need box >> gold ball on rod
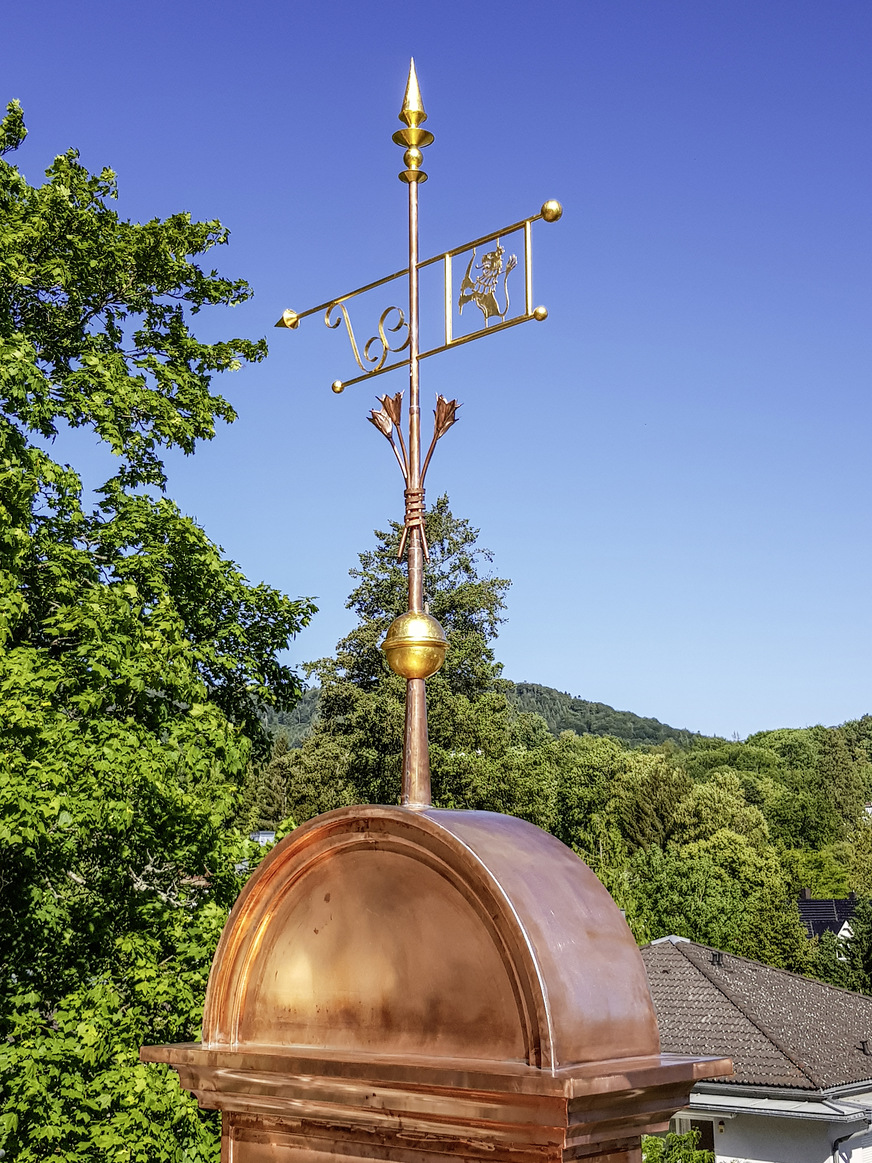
[532,305,548,321]
[331,380,344,394]
[541,200,563,223]
[381,612,448,680]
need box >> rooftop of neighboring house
[796,888,857,939]
[641,936,872,1092]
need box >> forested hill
[507,682,700,747]
[265,681,698,748]
[263,685,321,747]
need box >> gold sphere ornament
[331,380,344,394]
[532,305,548,321]
[381,611,447,680]
[541,200,563,223]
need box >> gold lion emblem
[458,242,518,326]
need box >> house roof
[797,895,857,940]
[641,936,872,1092]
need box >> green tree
[239,731,303,832]
[779,842,852,899]
[809,928,851,990]
[767,781,843,850]
[641,1129,713,1162]
[748,725,871,847]
[745,727,819,771]
[609,755,693,852]
[628,830,811,970]
[681,738,783,784]
[850,819,872,895]
[845,897,872,992]
[670,770,769,850]
[816,726,871,829]
[280,497,559,829]
[0,102,314,1160]
[842,715,872,768]
[551,731,623,856]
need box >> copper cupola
[141,60,731,1162]
[143,805,729,1161]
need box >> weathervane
[277,59,562,809]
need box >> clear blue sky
[5,1,871,739]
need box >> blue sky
[5,1,871,738]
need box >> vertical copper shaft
[407,179,422,615]
[401,177,431,808]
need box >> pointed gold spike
[398,57,427,128]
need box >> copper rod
[402,679,429,806]
[402,176,431,809]
[389,437,408,481]
[420,429,439,486]
[408,178,421,549]
[393,422,409,478]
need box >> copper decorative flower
[434,395,460,439]
[380,392,404,426]
[367,407,393,437]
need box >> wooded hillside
[265,680,701,749]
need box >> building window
[690,1120,715,1151]
[669,1117,715,1151]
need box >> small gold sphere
[403,147,424,169]
[532,305,548,321]
[381,611,447,680]
[541,200,563,223]
[331,380,344,394]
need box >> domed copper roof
[203,805,659,1070]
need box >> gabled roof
[797,895,857,940]
[641,937,872,1092]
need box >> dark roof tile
[797,897,857,939]
[641,938,872,1092]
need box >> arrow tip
[399,58,427,128]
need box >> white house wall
[836,1130,872,1162]
[707,1113,869,1163]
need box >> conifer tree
[280,497,558,829]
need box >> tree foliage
[844,897,872,993]
[642,1130,713,1162]
[0,101,314,1160]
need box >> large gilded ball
[381,611,448,680]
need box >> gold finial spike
[394,58,433,182]
[399,57,427,128]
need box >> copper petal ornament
[380,391,404,425]
[367,406,393,437]
[434,394,460,439]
